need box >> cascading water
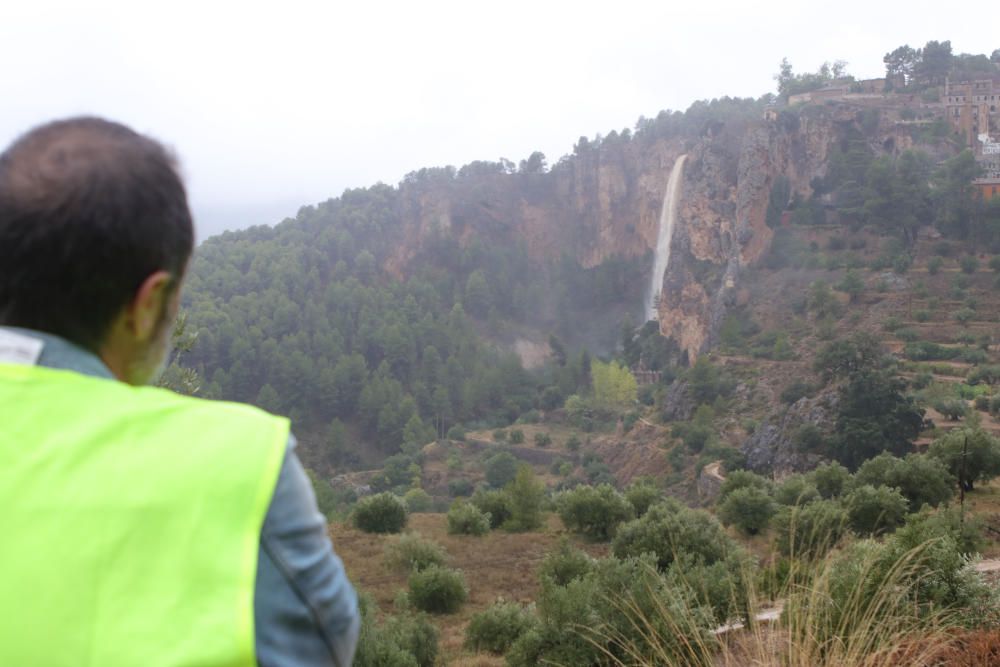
[644,154,687,322]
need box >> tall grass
[575,527,993,666]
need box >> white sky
[1,0,995,238]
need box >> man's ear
[127,271,174,342]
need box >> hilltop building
[944,78,1000,147]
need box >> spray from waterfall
[645,154,687,322]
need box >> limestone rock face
[741,391,838,475]
[381,104,877,361]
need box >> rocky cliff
[380,102,908,361]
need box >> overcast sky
[2,0,995,239]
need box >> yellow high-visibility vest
[0,363,288,666]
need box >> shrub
[556,483,634,541]
[990,255,1000,273]
[565,434,581,451]
[854,453,954,511]
[968,365,1000,385]
[718,469,772,499]
[446,501,491,536]
[353,493,408,534]
[624,481,661,517]
[781,380,816,404]
[810,461,851,499]
[928,256,944,275]
[408,565,468,613]
[927,427,1000,491]
[519,410,541,424]
[492,429,507,442]
[845,484,908,536]
[612,500,736,570]
[914,309,931,322]
[539,539,593,585]
[773,474,820,506]
[470,488,512,529]
[672,421,713,452]
[504,465,546,532]
[954,308,976,324]
[960,255,980,274]
[717,486,776,535]
[792,424,825,452]
[533,432,552,447]
[384,533,447,573]
[446,425,466,441]
[774,499,848,558]
[484,451,518,488]
[508,428,525,444]
[355,595,439,667]
[934,398,969,421]
[465,600,537,654]
[403,488,433,513]
[447,479,473,497]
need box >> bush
[718,469,773,499]
[844,484,908,536]
[773,474,820,506]
[624,481,661,517]
[780,380,816,404]
[447,501,491,535]
[470,488,512,529]
[465,600,537,655]
[954,307,976,324]
[934,398,969,421]
[408,565,468,613]
[446,425,466,441]
[484,451,518,488]
[447,478,473,497]
[384,533,447,572]
[355,595,439,667]
[492,429,507,442]
[556,484,634,541]
[810,461,851,499]
[565,434,581,451]
[539,539,593,585]
[533,432,552,447]
[403,488,433,513]
[968,365,1000,386]
[990,255,1000,273]
[717,486,776,535]
[508,428,525,444]
[853,453,953,511]
[928,256,944,275]
[353,493,408,534]
[774,499,848,558]
[672,421,713,452]
[960,255,980,274]
[612,500,736,570]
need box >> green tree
[927,427,1000,491]
[832,370,925,469]
[556,484,634,541]
[484,452,518,488]
[718,487,777,535]
[505,465,545,531]
[854,453,954,511]
[845,484,908,536]
[590,360,637,412]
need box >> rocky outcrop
[741,390,838,475]
[382,102,895,363]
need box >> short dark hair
[0,117,194,350]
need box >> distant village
[768,69,1000,200]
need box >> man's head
[0,117,194,385]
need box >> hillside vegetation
[175,39,1000,665]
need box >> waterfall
[645,154,687,322]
